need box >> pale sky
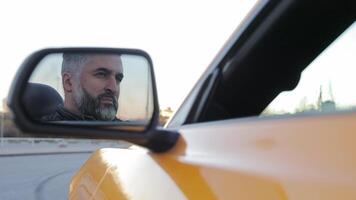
[3,1,353,116]
[266,23,356,114]
[0,0,257,112]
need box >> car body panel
[70,111,356,199]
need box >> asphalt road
[0,153,91,200]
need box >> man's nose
[105,76,118,93]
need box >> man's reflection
[43,53,124,121]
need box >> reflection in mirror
[24,53,153,127]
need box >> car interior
[23,82,63,120]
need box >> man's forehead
[84,54,123,72]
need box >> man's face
[73,54,123,120]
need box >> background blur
[0,0,257,138]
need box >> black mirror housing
[7,47,179,152]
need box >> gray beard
[74,86,118,120]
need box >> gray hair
[61,53,89,79]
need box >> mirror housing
[7,48,179,152]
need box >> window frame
[167,0,356,128]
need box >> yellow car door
[69,1,356,199]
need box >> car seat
[23,83,63,119]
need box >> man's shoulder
[41,106,81,121]
[41,106,123,121]
[41,109,65,121]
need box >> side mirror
[7,48,179,152]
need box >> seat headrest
[23,83,63,119]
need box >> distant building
[321,100,336,112]
[317,84,336,112]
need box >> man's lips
[100,96,114,104]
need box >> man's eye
[95,72,107,77]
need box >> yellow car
[8,0,356,199]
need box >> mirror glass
[23,52,154,128]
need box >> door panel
[69,148,188,200]
[70,112,356,199]
[159,112,356,199]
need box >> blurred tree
[159,107,174,126]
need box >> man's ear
[62,72,73,92]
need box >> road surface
[0,153,91,200]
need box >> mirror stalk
[144,128,180,153]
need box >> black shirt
[41,106,120,121]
